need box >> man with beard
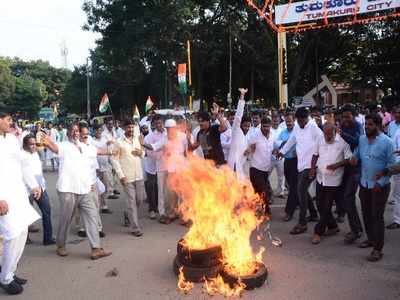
[337,104,364,244]
[0,108,41,295]
[227,88,252,180]
[278,112,298,221]
[111,120,146,236]
[41,123,112,260]
[351,113,395,261]
[246,117,277,215]
[278,107,320,235]
[188,104,227,167]
[310,124,352,244]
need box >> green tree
[12,75,44,118]
[0,58,15,104]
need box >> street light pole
[228,27,233,109]
[86,57,91,120]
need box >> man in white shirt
[279,107,321,234]
[111,120,146,236]
[115,120,125,140]
[0,109,41,295]
[142,118,188,224]
[46,122,59,171]
[101,118,119,200]
[227,88,251,180]
[309,124,352,244]
[41,123,112,260]
[21,134,55,246]
[142,116,168,223]
[92,125,115,213]
[143,129,158,220]
[246,117,276,215]
[270,113,285,198]
[75,124,105,238]
[386,129,400,230]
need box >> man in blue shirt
[338,104,364,244]
[278,112,298,221]
[387,106,400,138]
[352,113,395,262]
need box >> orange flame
[203,275,246,297]
[177,267,194,294]
[169,154,267,277]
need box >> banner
[275,0,400,25]
[178,64,187,95]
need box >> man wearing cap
[0,107,42,295]
[142,119,188,224]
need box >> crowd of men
[0,89,400,295]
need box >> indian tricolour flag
[133,105,140,120]
[99,93,110,113]
[178,64,187,95]
[145,96,154,113]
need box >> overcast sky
[0,0,100,69]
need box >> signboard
[275,0,400,25]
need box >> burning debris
[168,154,269,296]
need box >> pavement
[7,172,400,300]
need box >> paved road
[10,172,400,300]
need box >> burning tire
[177,239,222,268]
[220,262,268,290]
[173,256,223,283]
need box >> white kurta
[0,134,40,240]
[227,99,249,180]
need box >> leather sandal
[91,248,112,260]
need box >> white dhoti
[0,230,28,285]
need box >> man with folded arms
[111,120,146,237]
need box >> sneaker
[149,211,157,220]
[56,246,68,257]
[0,280,23,295]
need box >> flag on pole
[99,93,110,113]
[133,105,140,120]
[178,64,187,95]
[145,96,154,113]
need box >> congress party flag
[178,64,187,95]
[145,96,154,114]
[99,93,110,113]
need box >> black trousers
[314,183,338,235]
[297,169,318,226]
[359,185,391,251]
[284,157,299,216]
[250,167,271,214]
[145,173,158,212]
[339,169,363,234]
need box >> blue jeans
[30,190,53,243]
